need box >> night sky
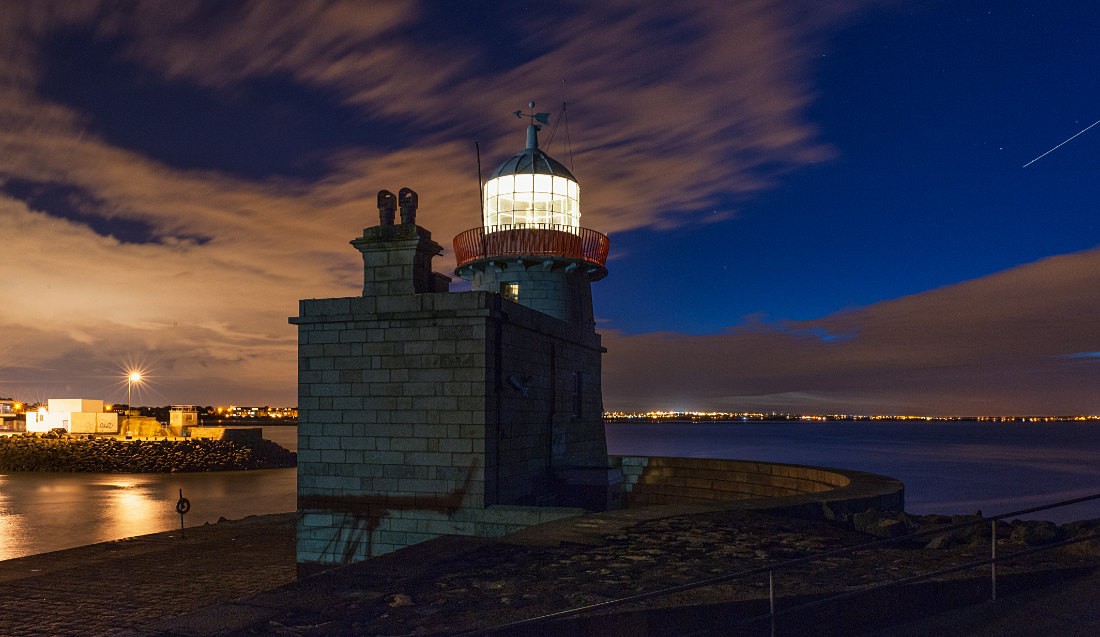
[2,1,1099,415]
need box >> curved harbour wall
[612,455,904,516]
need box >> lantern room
[482,125,580,231]
[454,106,609,328]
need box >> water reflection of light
[101,480,162,540]
[3,468,296,559]
[0,511,29,561]
[0,475,30,561]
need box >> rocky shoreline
[0,433,296,472]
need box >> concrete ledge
[612,455,904,517]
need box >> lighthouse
[453,104,609,327]
[292,106,618,571]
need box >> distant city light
[604,410,1100,423]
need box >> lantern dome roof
[488,125,577,182]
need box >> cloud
[3,0,850,231]
[602,246,1100,415]
[0,1,867,403]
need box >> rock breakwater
[0,434,296,472]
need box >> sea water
[0,426,298,561]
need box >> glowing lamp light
[125,369,145,438]
[483,173,580,229]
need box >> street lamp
[127,371,142,438]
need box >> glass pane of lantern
[513,174,533,194]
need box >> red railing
[453,224,610,269]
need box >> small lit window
[501,282,519,301]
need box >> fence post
[991,518,997,601]
[769,569,776,637]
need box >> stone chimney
[350,188,450,297]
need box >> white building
[26,398,118,434]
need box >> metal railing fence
[452,224,610,269]
[460,491,1100,636]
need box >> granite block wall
[612,456,904,515]
[291,221,610,569]
[461,259,596,327]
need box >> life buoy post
[176,488,190,538]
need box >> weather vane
[513,100,551,129]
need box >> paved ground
[2,510,1099,636]
[0,514,295,637]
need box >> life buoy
[175,497,191,515]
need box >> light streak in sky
[1023,118,1100,167]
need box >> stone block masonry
[291,217,611,571]
[613,456,904,516]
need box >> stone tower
[291,114,616,573]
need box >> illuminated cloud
[0,1,859,404]
[603,246,1100,416]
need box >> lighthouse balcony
[453,224,609,275]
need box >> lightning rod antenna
[475,141,484,215]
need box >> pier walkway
[0,514,294,636]
[1,511,1098,636]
